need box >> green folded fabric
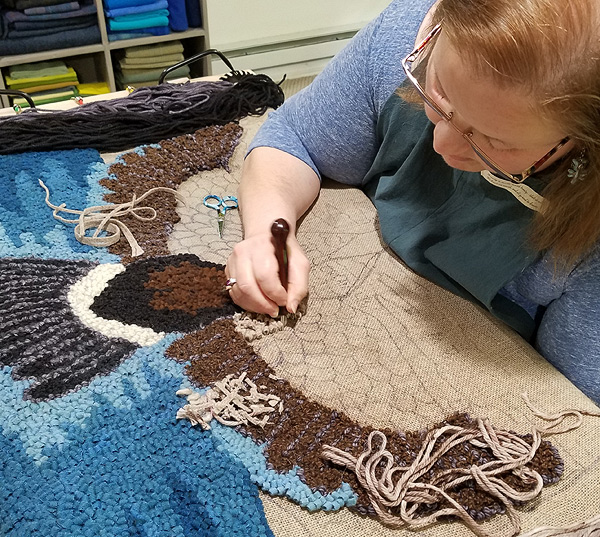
[13,85,78,107]
[119,53,184,67]
[6,68,78,89]
[119,55,184,70]
[118,64,189,84]
[125,41,183,58]
[9,60,70,79]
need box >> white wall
[205,0,391,78]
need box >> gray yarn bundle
[0,73,285,154]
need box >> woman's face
[424,32,572,175]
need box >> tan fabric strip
[481,170,547,213]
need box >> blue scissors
[203,194,238,238]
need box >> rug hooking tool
[203,194,238,238]
[271,218,290,290]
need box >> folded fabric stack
[0,0,101,55]
[104,0,167,40]
[5,60,80,108]
[114,40,190,89]
[104,0,199,41]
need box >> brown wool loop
[40,180,185,257]
[322,393,600,537]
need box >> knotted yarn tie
[322,393,600,537]
[39,180,185,257]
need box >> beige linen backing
[168,115,600,537]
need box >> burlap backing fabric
[168,115,600,536]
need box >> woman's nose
[432,118,472,157]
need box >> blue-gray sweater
[248,0,600,404]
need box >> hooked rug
[1,109,599,537]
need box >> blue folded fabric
[5,3,96,22]
[11,0,75,9]
[184,0,200,28]
[103,0,158,10]
[24,2,80,15]
[167,0,187,31]
[107,25,169,40]
[7,20,96,37]
[12,15,96,30]
[0,24,100,55]
[104,0,167,18]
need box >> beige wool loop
[39,179,184,257]
[322,393,600,537]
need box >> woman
[225,0,600,403]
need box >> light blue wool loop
[211,423,359,512]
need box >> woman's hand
[225,146,320,316]
[225,231,310,317]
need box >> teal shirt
[363,93,541,339]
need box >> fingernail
[270,309,280,318]
[289,301,298,314]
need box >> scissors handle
[220,195,238,211]
[203,194,222,211]
[203,194,238,212]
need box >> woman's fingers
[225,233,310,316]
[285,239,310,313]
[226,235,285,316]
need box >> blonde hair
[429,0,600,267]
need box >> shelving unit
[0,0,210,107]
[0,0,394,108]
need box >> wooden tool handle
[271,218,290,290]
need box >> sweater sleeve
[247,0,435,185]
[535,248,600,405]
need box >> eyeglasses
[401,23,570,183]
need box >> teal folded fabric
[111,8,168,21]
[108,10,169,31]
